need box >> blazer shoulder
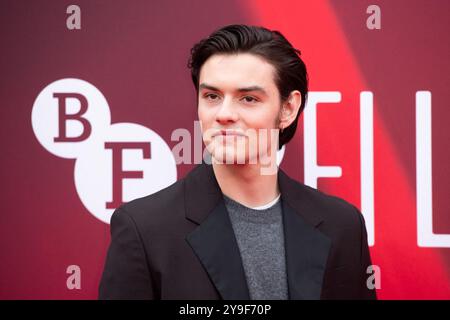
[110,163,213,229]
[288,178,362,229]
[116,177,186,226]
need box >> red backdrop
[1,0,449,299]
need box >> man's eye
[204,93,219,101]
[242,96,258,103]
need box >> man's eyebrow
[199,83,268,96]
[237,86,268,96]
[198,83,220,92]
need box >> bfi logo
[31,78,177,224]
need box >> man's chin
[210,151,257,166]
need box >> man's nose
[215,96,238,124]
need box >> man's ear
[279,90,302,130]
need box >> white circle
[74,123,177,224]
[31,78,111,159]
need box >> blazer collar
[184,162,325,227]
[185,163,331,300]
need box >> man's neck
[212,162,280,208]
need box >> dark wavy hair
[187,24,308,149]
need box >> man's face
[197,53,281,165]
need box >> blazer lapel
[278,169,331,299]
[184,163,250,299]
[186,200,250,299]
[281,200,331,299]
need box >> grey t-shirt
[223,194,289,300]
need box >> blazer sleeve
[355,207,377,300]
[98,206,155,299]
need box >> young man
[99,24,376,300]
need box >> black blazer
[99,163,376,300]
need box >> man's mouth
[213,129,246,137]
